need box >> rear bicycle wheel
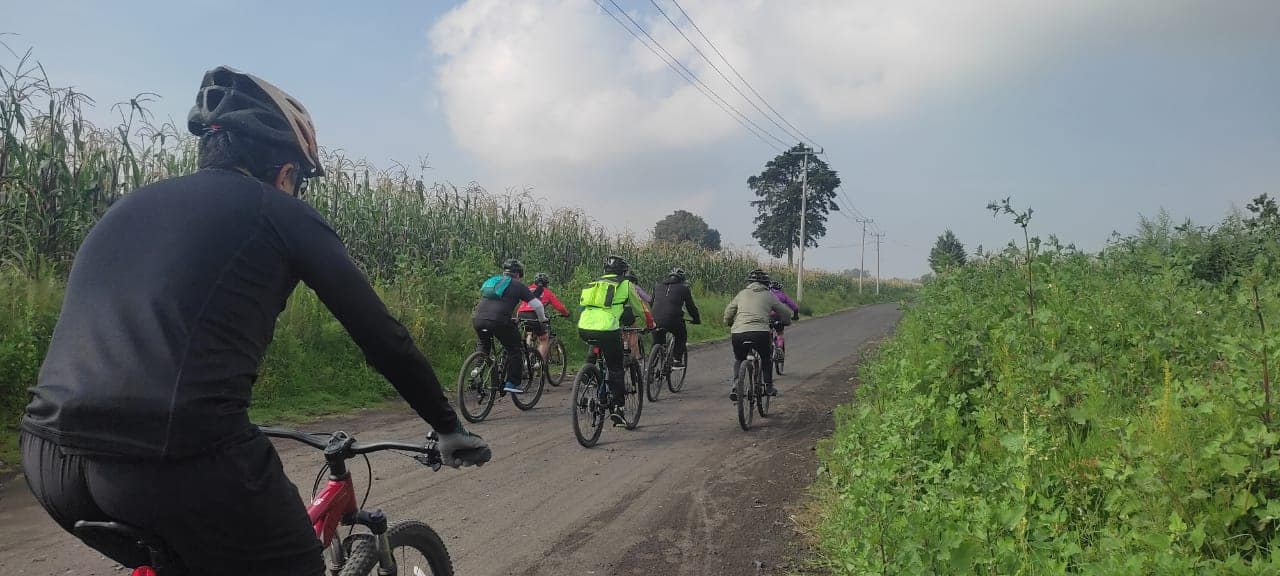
[339,520,453,576]
[670,350,687,393]
[644,345,665,402]
[625,358,644,429]
[457,352,496,423]
[774,342,785,375]
[572,365,605,447]
[547,337,568,386]
[736,361,753,431]
[510,350,546,411]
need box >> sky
[4,0,1278,279]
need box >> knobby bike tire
[510,350,546,411]
[457,352,496,423]
[670,350,688,393]
[339,520,453,576]
[645,344,665,402]
[625,358,644,430]
[548,337,568,386]
[736,361,753,431]
[572,365,605,447]
[774,343,785,376]
[757,362,771,418]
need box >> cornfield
[0,49,860,294]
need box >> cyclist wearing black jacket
[650,267,701,367]
[20,67,487,576]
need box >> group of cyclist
[16,66,803,575]
[469,252,802,423]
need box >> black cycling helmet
[533,272,550,287]
[187,66,323,178]
[769,280,782,291]
[669,267,686,281]
[747,269,770,284]
[604,255,629,274]
[502,258,524,275]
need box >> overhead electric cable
[649,0,808,146]
[667,0,821,148]
[593,0,789,151]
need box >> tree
[653,210,721,251]
[929,229,968,273]
[748,145,841,266]
[702,228,721,251]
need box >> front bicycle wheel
[340,520,452,576]
[510,350,546,411]
[736,361,753,431]
[547,337,568,386]
[625,358,644,430]
[644,345,665,402]
[670,350,688,393]
[457,352,496,423]
[572,365,605,447]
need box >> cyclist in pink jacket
[516,272,571,360]
[769,280,801,348]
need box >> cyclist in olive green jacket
[578,255,654,423]
[724,269,793,397]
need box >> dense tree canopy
[653,209,721,251]
[929,229,968,273]
[748,145,840,265]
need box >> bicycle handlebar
[259,426,440,457]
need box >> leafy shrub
[815,207,1280,574]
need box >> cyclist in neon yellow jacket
[578,255,654,424]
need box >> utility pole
[856,217,873,293]
[873,232,885,295]
[786,144,821,302]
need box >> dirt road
[0,303,899,575]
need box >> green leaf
[949,538,981,571]
[1220,453,1250,476]
[1000,432,1025,452]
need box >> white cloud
[427,0,1277,236]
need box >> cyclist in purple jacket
[769,280,801,347]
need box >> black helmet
[533,272,550,287]
[604,255,629,274]
[187,66,323,177]
[502,258,524,275]
[747,269,770,284]
[669,267,687,281]
[768,280,782,291]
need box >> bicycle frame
[310,475,357,548]
[93,428,451,576]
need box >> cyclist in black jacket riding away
[650,267,702,366]
[20,67,487,576]
[472,258,546,393]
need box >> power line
[667,0,820,148]
[649,0,807,147]
[594,0,789,151]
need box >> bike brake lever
[414,454,443,472]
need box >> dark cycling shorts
[21,431,325,576]
[516,311,546,336]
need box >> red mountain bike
[72,427,489,576]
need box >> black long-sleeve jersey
[23,169,460,458]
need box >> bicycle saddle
[73,521,180,572]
